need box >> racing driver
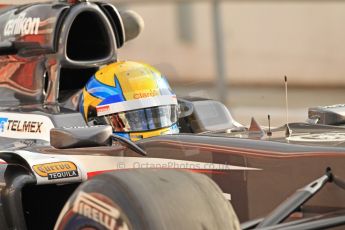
[79,61,179,141]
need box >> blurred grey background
[5,0,345,126]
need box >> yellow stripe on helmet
[129,127,172,141]
[95,63,117,87]
[82,88,102,119]
[116,63,161,100]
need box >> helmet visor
[103,105,178,132]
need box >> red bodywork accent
[87,168,225,179]
[87,169,117,178]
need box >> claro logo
[133,89,159,99]
[4,12,40,37]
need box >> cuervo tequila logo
[4,12,40,37]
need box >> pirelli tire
[54,169,240,230]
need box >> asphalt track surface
[173,85,345,127]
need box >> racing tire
[55,169,240,230]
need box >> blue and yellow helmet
[79,61,179,141]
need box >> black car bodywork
[0,1,344,230]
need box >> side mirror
[178,98,194,118]
[50,125,112,149]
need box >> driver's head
[80,61,179,141]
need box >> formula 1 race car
[1,1,345,230]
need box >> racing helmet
[80,61,179,141]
